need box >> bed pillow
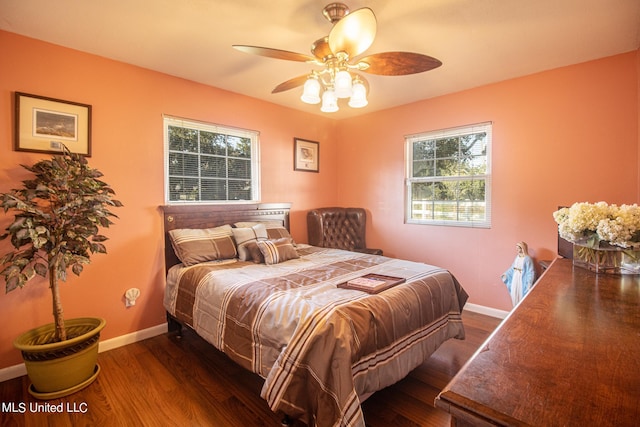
[231,224,268,261]
[169,224,237,266]
[266,226,294,243]
[234,221,295,245]
[234,220,282,229]
[256,238,299,265]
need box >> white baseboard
[0,364,27,383]
[98,323,167,353]
[464,302,509,319]
[0,323,168,383]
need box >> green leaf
[15,229,29,240]
[71,263,83,276]
[6,276,20,292]
[9,217,27,232]
[23,266,36,281]
[34,263,48,277]
[1,265,20,277]
[90,243,107,254]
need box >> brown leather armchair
[307,207,383,255]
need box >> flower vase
[573,243,640,275]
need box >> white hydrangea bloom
[553,202,640,248]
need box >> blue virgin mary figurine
[501,241,535,306]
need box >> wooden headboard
[160,202,291,271]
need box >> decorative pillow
[169,224,237,266]
[244,241,265,264]
[232,224,268,261]
[256,238,299,265]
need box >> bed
[161,203,468,427]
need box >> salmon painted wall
[337,52,639,311]
[0,31,339,368]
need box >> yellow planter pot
[13,317,106,399]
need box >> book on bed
[338,273,406,294]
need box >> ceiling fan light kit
[333,70,353,98]
[348,77,368,108]
[233,3,442,113]
[320,89,339,113]
[301,74,322,104]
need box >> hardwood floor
[0,311,501,427]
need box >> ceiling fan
[233,2,442,112]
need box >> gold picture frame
[15,92,92,156]
[294,138,319,172]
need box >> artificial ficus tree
[0,148,122,342]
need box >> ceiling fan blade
[328,8,377,58]
[272,75,309,93]
[233,45,316,63]
[356,52,442,76]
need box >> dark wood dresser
[435,258,640,426]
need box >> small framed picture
[14,92,92,156]
[294,138,319,172]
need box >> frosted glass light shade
[334,70,353,98]
[320,89,339,113]
[301,77,321,104]
[348,80,368,108]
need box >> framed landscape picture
[294,138,319,172]
[15,92,92,156]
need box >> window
[405,122,491,227]
[164,116,260,203]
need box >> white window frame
[405,122,492,228]
[164,116,260,204]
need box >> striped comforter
[164,245,468,427]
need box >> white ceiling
[1,0,639,119]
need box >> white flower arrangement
[553,202,640,249]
